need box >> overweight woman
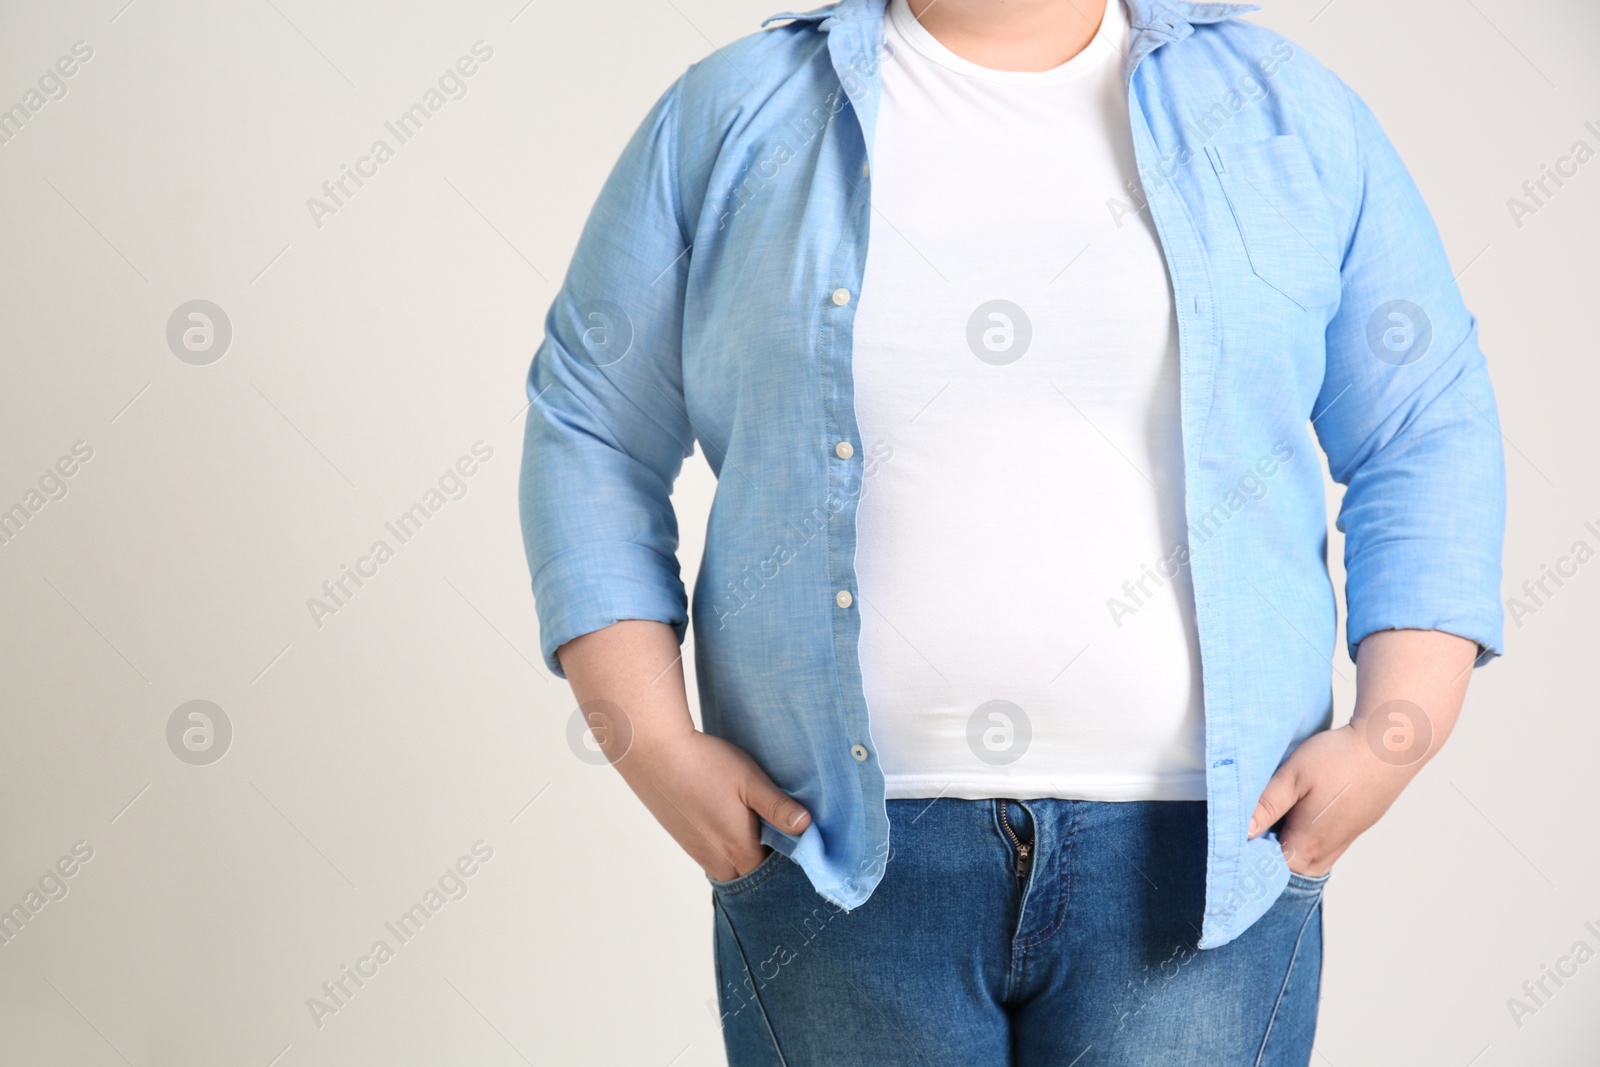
[518,0,1505,1062]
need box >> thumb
[742,771,812,834]
[1249,761,1305,839]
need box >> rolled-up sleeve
[518,77,696,677]
[1314,81,1507,665]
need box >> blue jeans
[711,799,1326,1066]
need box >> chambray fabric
[517,0,1506,948]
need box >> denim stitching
[1253,893,1323,1066]
[1017,800,1077,953]
[713,894,791,1066]
[708,849,787,896]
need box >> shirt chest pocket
[1205,136,1343,313]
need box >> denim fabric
[710,798,1326,1065]
[517,0,1506,947]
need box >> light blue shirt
[518,0,1505,948]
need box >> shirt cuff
[1344,540,1504,666]
[531,541,689,677]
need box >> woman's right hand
[557,620,810,883]
[616,726,811,883]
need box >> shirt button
[831,288,852,306]
[835,589,853,608]
[851,744,869,762]
[834,441,854,459]
[862,161,870,177]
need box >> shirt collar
[761,0,1260,164]
[762,0,1260,32]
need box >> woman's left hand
[1246,628,1480,877]
[1247,719,1420,876]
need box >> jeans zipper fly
[999,802,1032,880]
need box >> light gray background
[0,0,1595,1063]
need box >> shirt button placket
[828,272,869,827]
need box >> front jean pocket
[1285,868,1332,895]
[707,847,785,897]
[1205,135,1342,312]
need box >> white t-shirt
[852,0,1207,801]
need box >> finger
[1283,826,1353,877]
[1249,763,1305,839]
[639,772,749,877]
[742,773,812,834]
[1280,834,1324,875]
